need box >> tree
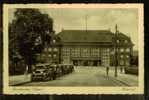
[9,9,53,72]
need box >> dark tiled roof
[116,32,130,40]
[57,30,114,43]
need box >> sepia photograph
[3,4,144,94]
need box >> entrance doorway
[73,60,78,66]
[93,61,98,66]
[83,61,88,66]
[93,60,101,66]
[98,60,101,66]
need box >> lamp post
[114,24,118,77]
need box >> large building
[57,29,134,66]
[38,28,134,67]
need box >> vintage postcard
[3,4,144,94]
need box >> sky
[9,8,138,50]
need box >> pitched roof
[57,30,114,43]
[116,32,130,40]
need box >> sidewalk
[103,67,138,86]
[9,74,31,86]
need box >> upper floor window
[48,48,52,52]
[107,48,110,52]
[71,48,80,57]
[82,48,90,57]
[53,48,58,52]
[110,50,115,55]
[117,40,120,43]
[126,48,130,52]
[53,54,57,58]
[125,40,128,43]
[48,54,51,57]
[120,55,124,58]
[44,48,47,52]
[53,39,56,43]
[126,55,129,58]
[120,48,124,52]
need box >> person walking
[120,66,123,73]
[24,65,29,80]
[106,66,109,76]
[24,65,28,75]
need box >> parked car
[69,64,74,73]
[124,66,138,75]
[31,63,53,81]
[60,64,74,75]
[49,64,61,79]
[31,63,75,81]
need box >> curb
[10,81,31,86]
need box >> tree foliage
[9,9,53,72]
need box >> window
[91,48,98,57]
[48,48,52,52]
[116,48,119,52]
[126,55,129,58]
[120,55,124,58]
[125,40,128,43]
[44,48,47,52]
[48,54,51,57]
[53,54,56,58]
[82,48,90,57]
[53,48,58,52]
[107,48,110,52]
[126,48,130,52]
[101,48,109,57]
[126,61,130,66]
[117,40,119,43]
[53,39,56,43]
[62,48,70,56]
[72,48,80,57]
[120,48,124,52]
[120,60,124,65]
[110,50,115,55]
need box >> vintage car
[31,63,54,81]
[69,64,74,73]
[124,66,138,75]
[60,64,74,75]
[49,64,60,79]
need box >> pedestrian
[106,66,109,76]
[120,66,123,73]
[24,65,28,75]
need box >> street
[10,66,138,86]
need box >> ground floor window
[72,60,102,66]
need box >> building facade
[36,32,61,64]
[57,29,134,66]
[37,29,134,67]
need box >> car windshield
[36,66,44,69]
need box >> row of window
[120,55,130,59]
[62,48,110,52]
[62,51,110,58]
[62,47,130,54]
[119,60,130,66]
[47,54,57,58]
[62,48,110,55]
[119,48,130,52]
[44,47,58,52]
[43,47,130,53]
[112,48,130,54]
[117,39,129,43]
